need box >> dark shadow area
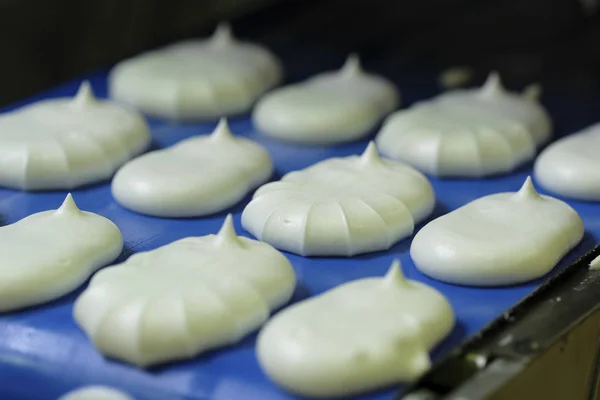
[144,139,162,153]
[288,281,311,305]
[430,320,468,362]
[116,234,163,262]
[3,0,600,106]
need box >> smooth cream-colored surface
[436,73,551,145]
[0,82,150,190]
[534,122,600,201]
[112,119,272,217]
[253,55,399,144]
[58,386,133,400]
[411,177,584,286]
[376,73,551,177]
[74,215,296,367]
[0,194,123,312]
[109,24,282,120]
[257,260,454,398]
[242,142,435,256]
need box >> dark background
[1,0,600,106]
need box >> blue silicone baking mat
[0,59,598,400]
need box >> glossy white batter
[257,260,455,398]
[0,194,123,312]
[253,55,399,144]
[411,177,584,286]
[534,122,600,201]
[0,82,150,190]
[58,386,133,400]
[109,24,282,120]
[74,215,296,367]
[590,255,600,270]
[436,73,551,145]
[242,142,435,256]
[376,73,551,177]
[112,119,272,217]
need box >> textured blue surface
[0,68,598,400]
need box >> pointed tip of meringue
[383,259,408,286]
[73,81,96,106]
[211,118,234,140]
[56,193,82,215]
[479,71,504,98]
[340,53,362,77]
[360,141,383,166]
[513,176,542,201]
[216,214,241,245]
[211,22,233,46]
[522,83,542,102]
